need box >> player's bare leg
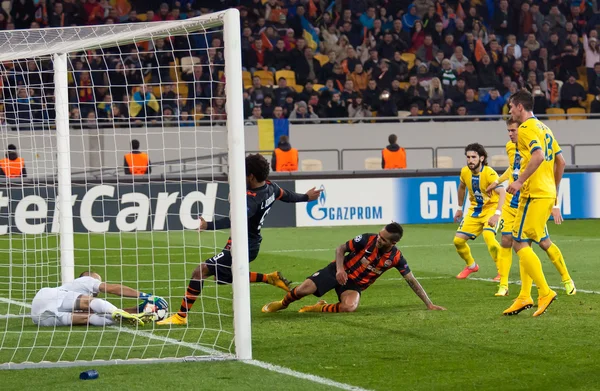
[250,271,292,291]
[299,290,360,313]
[158,263,212,325]
[262,279,316,312]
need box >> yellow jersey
[517,117,561,199]
[502,141,522,209]
[460,165,500,218]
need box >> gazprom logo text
[306,185,383,221]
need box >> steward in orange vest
[0,144,27,178]
[381,134,407,169]
[271,135,298,172]
[124,139,151,175]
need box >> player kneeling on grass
[262,223,446,313]
[31,271,167,327]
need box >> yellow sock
[545,243,571,282]
[454,236,475,267]
[483,230,501,270]
[517,246,551,297]
[497,246,512,287]
[518,259,533,300]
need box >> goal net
[0,9,251,369]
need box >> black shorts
[204,247,260,284]
[308,262,362,301]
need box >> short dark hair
[279,135,289,144]
[385,222,404,242]
[506,118,519,126]
[245,153,270,182]
[465,143,488,166]
[510,90,534,111]
[388,134,397,144]
[131,139,140,150]
[7,144,16,151]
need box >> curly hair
[246,153,270,182]
[465,143,488,166]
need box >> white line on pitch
[0,297,372,391]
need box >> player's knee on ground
[339,291,360,312]
[453,235,467,248]
[339,301,359,312]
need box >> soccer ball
[143,302,168,321]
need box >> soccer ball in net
[143,303,168,322]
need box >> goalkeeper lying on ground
[31,271,167,327]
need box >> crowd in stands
[2,0,600,128]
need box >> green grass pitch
[1,221,600,390]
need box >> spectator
[540,71,561,108]
[463,88,485,116]
[248,106,263,121]
[591,63,600,96]
[295,47,321,86]
[450,46,468,72]
[271,135,298,172]
[124,139,151,176]
[493,0,513,41]
[560,75,586,110]
[363,79,381,111]
[325,92,347,118]
[377,90,399,119]
[129,85,160,122]
[583,34,600,93]
[11,0,35,29]
[247,76,271,107]
[428,77,444,106]
[480,88,505,116]
[268,39,291,71]
[381,134,407,169]
[416,34,439,63]
[532,85,549,115]
[447,77,467,104]
[402,4,419,32]
[406,75,428,110]
[347,96,371,121]
[273,77,295,107]
[272,106,285,120]
[289,101,318,123]
[349,63,370,92]
[0,144,27,178]
[261,95,275,119]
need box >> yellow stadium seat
[364,157,381,170]
[138,13,148,21]
[301,159,323,171]
[566,107,587,120]
[436,156,454,168]
[585,94,595,112]
[254,70,275,86]
[275,70,296,86]
[546,108,566,120]
[152,85,162,97]
[399,82,409,90]
[177,83,188,98]
[243,70,252,89]
[313,83,325,91]
[314,54,329,66]
[577,65,587,79]
[401,53,416,69]
[576,79,588,91]
[491,155,509,167]
[292,84,304,93]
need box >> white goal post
[0,8,251,368]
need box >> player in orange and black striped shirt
[262,223,446,313]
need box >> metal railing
[246,149,342,170]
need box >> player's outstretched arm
[278,186,322,203]
[99,283,167,308]
[403,272,446,311]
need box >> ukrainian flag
[258,118,290,151]
[300,16,320,51]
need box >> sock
[545,243,572,282]
[249,272,267,283]
[321,303,341,312]
[89,313,115,326]
[177,279,203,318]
[89,298,118,315]
[282,287,301,307]
[518,258,534,300]
[483,230,501,270]
[497,246,513,287]
[517,246,551,297]
[454,236,475,267]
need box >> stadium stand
[1,0,600,126]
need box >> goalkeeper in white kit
[31,271,167,327]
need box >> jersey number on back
[543,133,554,162]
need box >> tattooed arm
[403,272,446,311]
